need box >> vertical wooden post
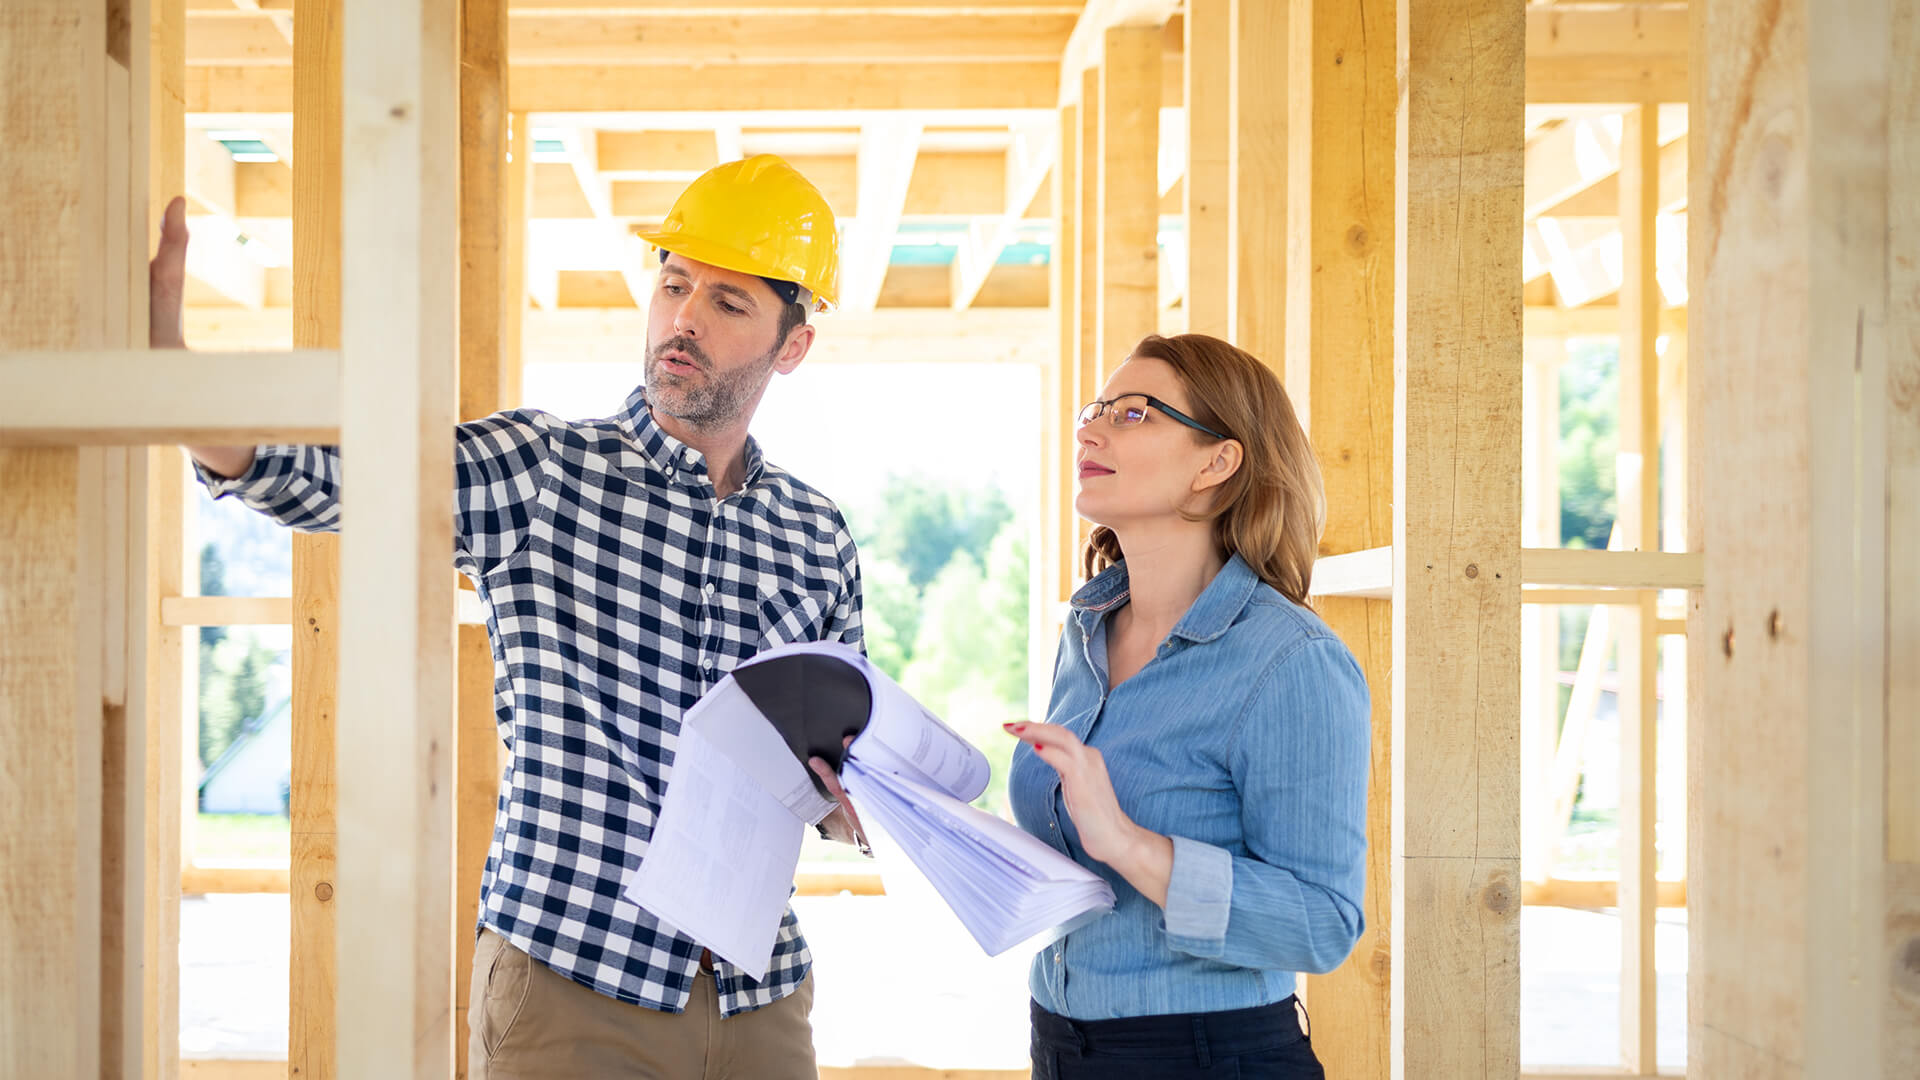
[1229,0,1285,360]
[1095,25,1159,402]
[1888,0,1920,1067]
[1285,0,1393,1073]
[455,0,509,1073]
[503,111,530,410]
[1184,0,1231,339]
[335,0,459,1070]
[1390,1,1523,1076]
[144,0,186,1076]
[1691,0,1916,1074]
[1051,102,1079,607]
[1,1,109,1073]
[290,1,342,1077]
[1074,67,1099,561]
[1613,103,1661,1075]
[1519,337,1562,886]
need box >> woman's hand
[1004,721,1173,905]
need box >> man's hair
[772,295,808,351]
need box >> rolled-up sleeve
[1162,635,1372,974]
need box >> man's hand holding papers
[620,642,1114,980]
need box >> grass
[193,811,290,863]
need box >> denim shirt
[1009,554,1371,1020]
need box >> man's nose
[671,295,702,338]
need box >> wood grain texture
[1691,0,1911,1074]
[334,0,460,1068]
[1283,0,1394,1073]
[1094,26,1159,386]
[290,1,342,1076]
[1390,1,1523,1074]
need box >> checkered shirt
[196,385,863,1016]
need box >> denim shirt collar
[618,384,765,488]
[1068,551,1263,644]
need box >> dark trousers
[1029,996,1324,1080]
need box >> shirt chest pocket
[755,580,831,649]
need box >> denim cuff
[1162,835,1233,956]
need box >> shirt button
[1053,952,1062,963]
[1048,822,1056,830]
[701,655,716,671]
[665,465,676,478]
[703,582,717,599]
[684,448,698,463]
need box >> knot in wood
[1464,563,1479,579]
[315,881,334,902]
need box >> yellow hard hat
[639,154,841,313]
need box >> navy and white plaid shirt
[197,385,863,1016]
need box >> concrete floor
[183,890,1687,1070]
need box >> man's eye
[662,283,686,295]
[718,301,743,315]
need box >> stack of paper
[620,642,1113,979]
[843,759,1116,956]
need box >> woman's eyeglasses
[1076,394,1229,441]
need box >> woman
[1005,333,1370,1079]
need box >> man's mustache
[650,337,710,371]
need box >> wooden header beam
[0,349,341,445]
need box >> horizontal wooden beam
[161,596,291,626]
[1523,877,1686,910]
[1524,3,1687,103]
[1309,547,1395,600]
[179,1061,1028,1080]
[1309,545,1703,598]
[1521,547,1703,590]
[187,11,1080,65]
[180,863,290,895]
[1524,303,1686,339]
[189,61,1065,112]
[0,350,341,446]
[161,591,488,626]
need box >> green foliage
[1558,342,1619,551]
[847,474,1014,592]
[196,542,283,772]
[842,475,1031,817]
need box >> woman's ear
[1193,439,1243,493]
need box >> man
[151,155,869,1079]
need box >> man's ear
[1193,439,1244,493]
[773,321,815,375]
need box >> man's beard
[644,335,776,429]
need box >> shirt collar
[619,384,765,489]
[1068,551,1261,644]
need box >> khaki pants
[468,929,817,1080]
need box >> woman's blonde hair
[1082,333,1326,606]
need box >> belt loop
[1192,1016,1211,1068]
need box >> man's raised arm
[150,195,256,478]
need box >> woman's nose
[1076,422,1104,448]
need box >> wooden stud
[1,0,113,1070]
[334,0,460,1069]
[503,112,530,409]
[1093,25,1158,385]
[456,2,510,1072]
[1889,0,1920,887]
[1229,0,1284,361]
[1182,0,1230,339]
[1391,1,1525,1074]
[1519,338,1563,886]
[1049,103,1077,610]
[289,0,342,1076]
[1614,104,1661,1075]
[1073,66,1099,560]
[1691,0,1913,1073]
[1284,0,1394,1073]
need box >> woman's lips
[1078,462,1114,478]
